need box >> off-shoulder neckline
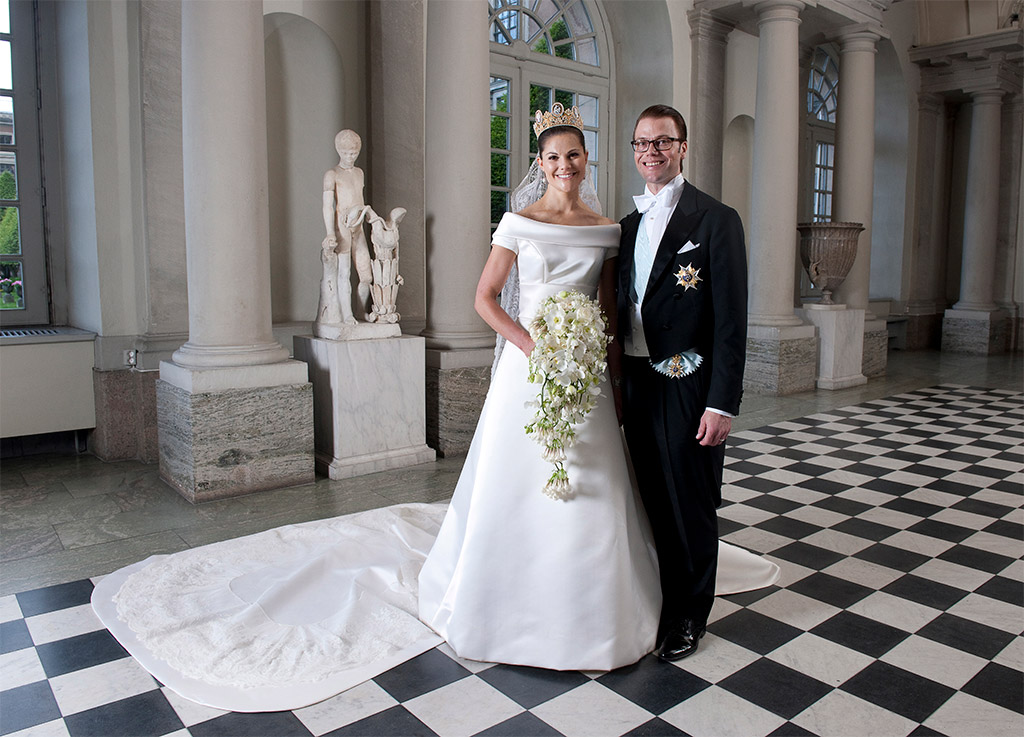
[505,212,618,229]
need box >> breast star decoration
[675,263,702,290]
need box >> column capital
[687,8,735,45]
[828,23,888,52]
[744,0,810,24]
[917,91,945,115]
[969,88,1006,105]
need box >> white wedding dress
[93,213,778,713]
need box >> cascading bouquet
[524,290,613,500]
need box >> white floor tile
[880,634,989,689]
[993,636,1023,671]
[160,687,229,728]
[436,641,496,674]
[792,689,918,737]
[821,557,903,589]
[48,657,158,716]
[884,530,956,558]
[707,598,742,625]
[660,685,786,737]
[767,633,874,687]
[749,590,841,631]
[960,530,1024,560]
[933,509,1006,533]
[948,593,1024,634]
[720,526,791,554]
[836,487,898,508]
[294,680,397,736]
[0,594,22,624]
[767,557,815,588]
[5,719,71,737]
[847,592,942,633]
[717,505,777,527]
[910,559,994,592]
[904,488,962,508]
[405,674,523,737]
[783,505,848,529]
[856,507,923,531]
[822,470,879,489]
[24,605,103,646]
[772,487,828,506]
[0,647,46,691]
[801,528,875,556]
[924,691,1024,737]
[676,633,760,684]
[530,680,652,737]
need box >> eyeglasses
[630,137,683,152]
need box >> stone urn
[797,221,864,305]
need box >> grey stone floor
[1,349,1020,596]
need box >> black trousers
[621,355,723,628]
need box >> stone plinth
[744,324,817,396]
[862,318,889,378]
[294,335,435,479]
[426,347,493,457]
[797,304,868,391]
[92,369,159,463]
[942,309,1009,354]
[157,361,314,503]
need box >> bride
[94,104,777,713]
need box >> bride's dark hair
[537,125,586,153]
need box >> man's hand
[696,410,731,447]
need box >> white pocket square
[677,241,700,254]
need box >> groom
[615,104,747,661]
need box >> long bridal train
[93,502,779,713]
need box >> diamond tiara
[533,102,585,138]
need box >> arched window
[806,46,838,223]
[488,0,611,227]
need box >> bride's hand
[518,335,536,357]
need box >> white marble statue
[349,206,406,324]
[318,130,373,331]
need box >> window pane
[0,0,9,35]
[490,77,509,112]
[491,115,508,149]
[0,159,15,199]
[589,163,598,189]
[490,190,507,223]
[0,205,18,255]
[0,259,23,309]
[0,95,12,145]
[529,127,538,155]
[575,37,598,65]
[549,16,570,42]
[583,129,597,160]
[554,41,574,61]
[532,33,551,55]
[536,0,559,24]
[577,95,598,127]
[554,89,573,109]
[563,0,594,36]
[499,9,519,41]
[491,153,509,187]
[0,40,10,90]
[524,13,543,43]
[491,21,510,45]
[530,84,550,116]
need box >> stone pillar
[998,95,1023,351]
[943,88,1008,354]
[745,0,816,395]
[905,93,948,349]
[157,0,313,502]
[421,0,494,455]
[830,25,887,377]
[687,8,734,198]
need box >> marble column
[830,25,887,377]
[905,93,948,349]
[157,0,313,502]
[745,0,816,395]
[687,8,734,199]
[422,0,494,454]
[943,88,1008,354]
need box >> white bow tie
[633,193,659,214]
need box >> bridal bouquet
[525,290,612,500]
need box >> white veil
[492,158,603,374]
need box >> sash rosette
[525,290,612,500]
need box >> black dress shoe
[655,619,706,661]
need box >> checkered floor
[1,385,1021,737]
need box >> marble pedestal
[941,309,1009,354]
[294,335,435,479]
[426,347,494,457]
[797,304,868,390]
[157,361,314,503]
[744,324,817,396]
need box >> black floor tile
[961,662,1024,714]
[35,629,129,678]
[798,477,853,496]
[373,648,471,702]
[766,722,818,736]
[717,516,744,537]
[832,518,899,543]
[811,495,872,516]
[769,542,845,571]
[974,575,1024,607]
[901,464,954,479]
[810,611,910,658]
[908,724,950,737]
[984,519,1024,541]
[854,543,930,572]
[720,586,778,607]
[709,609,802,656]
[788,572,873,609]
[882,497,943,518]
[840,661,955,723]
[937,544,1016,574]
[476,712,563,736]
[952,498,1016,519]
[15,580,95,618]
[862,478,918,496]
[881,574,969,611]
[323,706,439,737]
[732,476,786,493]
[724,461,775,478]
[64,690,184,737]
[479,663,588,709]
[0,619,32,655]
[623,718,689,736]
[744,495,803,515]
[597,656,711,714]
[719,659,832,720]
[915,613,1017,659]
[906,519,975,543]
[0,681,61,735]
[755,516,823,541]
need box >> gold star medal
[675,263,701,290]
